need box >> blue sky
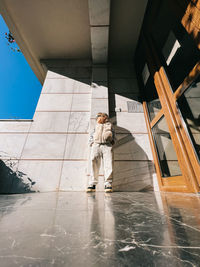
[0,15,42,119]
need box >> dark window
[152,115,182,177]
[177,76,200,161]
[151,1,200,92]
[144,76,162,121]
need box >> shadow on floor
[0,159,36,194]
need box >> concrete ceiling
[109,0,148,61]
[0,0,148,82]
[1,0,91,59]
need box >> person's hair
[96,112,109,121]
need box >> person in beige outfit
[87,112,115,193]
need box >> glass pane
[151,1,200,92]
[144,76,162,121]
[177,76,200,161]
[152,116,182,177]
[166,32,200,91]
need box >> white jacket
[89,122,115,145]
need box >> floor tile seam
[119,194,200,234]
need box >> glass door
[135,0,200,192]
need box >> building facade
[0,0,199,193]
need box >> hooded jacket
[89,121,115,145]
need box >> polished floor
[0,191,200,267]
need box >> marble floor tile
[0,191,200,266]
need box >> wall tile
[73,79,91,93]
[64,134,89,159]
[21,134,66,159]
[0,134,27,159]
[115,112,147,133]
[17,160,63,192]
[0,159,19,193]
[36,94,73,111]
[92,67,108,81]
[91,99,109,118]
[0,121,31,133]
[109,66,136,78]
[42,78,75,93]
[113,161,155,191]
[114,134,153,160]
[31,112,70,132]
[71,94,91,111]
[111,94,142,112]
[91,85,108,99]
[109,78,139,94]
[59,161,88,191]
[68,112,90,133]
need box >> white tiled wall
[0,64,157,193]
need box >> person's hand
[111,140,115,146]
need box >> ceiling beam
[88,0,110,64]
[0,0,46,84]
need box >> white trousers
[89,143,113,186]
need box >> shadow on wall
[108,69,155,192]
[0,159,36,194]
[111,123,155,192]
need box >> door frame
[135,0,200,193]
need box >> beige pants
[89,143,113,186]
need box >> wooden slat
[143,101,163,189]
[174,62,200,100]
[145,33,200,193]
[150,109,163,128]
[168,0,200,48]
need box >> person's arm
[111,126,116,145]
[89,129,95,146]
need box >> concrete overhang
[0,0,148,83]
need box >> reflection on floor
[0,191,200,266]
